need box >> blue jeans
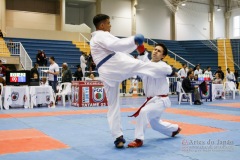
[49,81,58,93]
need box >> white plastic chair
[224,82,239,99]
[0,83,3,110]
[56,82,72,107]
[177,81,192,105]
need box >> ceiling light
[181,3,186,6]
[217,5,221,11]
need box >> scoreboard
[10,73,26,83]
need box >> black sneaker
[172,127,182,137]
[114,135,126,148]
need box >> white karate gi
[204,70,213,80]
[80,55,87,77]
[194,69,202,75]
[226,72,236,82]
[90,30,172,139]
[177,68,188,78]
[133,52,178,140]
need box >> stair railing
[79,33,90,48]
[4,42,32,70]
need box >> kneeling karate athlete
[128,44,181,148]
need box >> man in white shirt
[204,66,213,80]
[80,52,87,77]
[47,56,59,93]
[226,68,236,82]
[90,14,174,148]
[194,64,202,76]
[177,63,188,79]
[128,44,181,148]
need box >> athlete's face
[151,46,166,62]
[101,19,111,32]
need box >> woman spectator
[213,73,223,84]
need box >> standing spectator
[62,63,72,83]
[177,63,188,79]
[214,66,224,80]
[30,63,39,79]
[74,66,83,81]
[204,66,213,80]
[0,60,6,77]
[194,64,202,76]
[234,70,239,89]
[80,52,87,77]
[36,50,47,66]
[226,68,235,82]
[0,29,3,38]
[47,57,59,93]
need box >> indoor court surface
[0,96,239,160]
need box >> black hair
[182,63,186,67]
[50,56,55,61]
[155,43,168,56]
[93,14,110,28]
[218,66,221,68]
[187,70,193,77]
[207,66,210,69]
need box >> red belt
[129,95,168,117]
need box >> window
[233,16,240,37]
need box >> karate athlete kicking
[128,44,181,148]
[90,14,175,148]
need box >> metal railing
[145,38,195,67]
[79,33,90,48]
[119,77,180,96]
[19,43,32,70]
[1,42,32,70]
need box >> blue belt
[97,53,116,69]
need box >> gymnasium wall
[136,0,171,40]
[101,0,132,37]
[6,10,60,31]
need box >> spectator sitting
[74,66,83,81]
[62,63,72,83]
[214,66,224,80]
[36,50,47,66]
[40,77,48,86]
[182,70,202,105]
[30,63,39,79]
[0,29,3,38]
[193,74,198,81]
[0,76,6,93]
[213,73,223,84]
[0,59,7,77]
[85,73,96,81]
[90,73,95,80]
[234,70,239,89]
